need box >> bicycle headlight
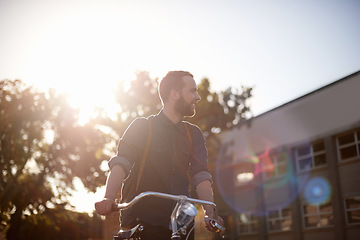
[175,201,197,228]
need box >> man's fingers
[94,201,103,214]
[204,216,225,232]
[204,217,215,231]
[94,199,115,215]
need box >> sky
[1,0,360,212]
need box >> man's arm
[196,180,214,217]
[95,118,147,215]
[196,180,224,232]
[95,165,126,215]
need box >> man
[95,71,221,239]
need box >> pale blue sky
[1,0,359,117]
[1,0,360,213]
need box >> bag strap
[184,123,193,150]
[135,119,152,192]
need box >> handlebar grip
[112,202,128,211]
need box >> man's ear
[170,89,180,100]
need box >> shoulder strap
[135,119,152,192]
[184,123,193,151]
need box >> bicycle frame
[114,191,224,239]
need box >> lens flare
[304,176,332,205]
[215,136,311,216]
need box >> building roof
[223,70,360,162]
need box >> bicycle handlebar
[113,191,217,211]
[112,191,225,239]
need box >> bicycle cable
[185,218,213,240]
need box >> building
[216,71,360,240]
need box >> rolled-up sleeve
[192,170,212,187]
[108,117,148,177]
[188,124,213,187]
[108,156,133,175]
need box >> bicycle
[112,191,225,240]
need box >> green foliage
[0,79,108,239]
[116,71,161,118]
[188,78,252,135]
[101,71,162,138]
[188,78,252,164]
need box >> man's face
[174,75,201,117]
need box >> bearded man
[95,71,222,240]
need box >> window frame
[344,196,360,225]
[295,140,327,172]
[266,207,292,232]
[236,213,259,235]
[336,129,360,162]
[301,202,334,229]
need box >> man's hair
[158,71,193,103]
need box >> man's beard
[175,95,195,117]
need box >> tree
[109,70,162,134]
[9,206,103,240]
[0,79,108,239]
[187,77,252,161]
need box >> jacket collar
[157,110,187,133]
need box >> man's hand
[205,214,224,232]
[95,165,126,216]
[195,180,224,232]
[95,198,116,216]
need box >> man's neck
[162,106,183,124]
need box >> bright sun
[21,3,171,125]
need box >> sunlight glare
[69,177,105,214]
[20,3,169,124]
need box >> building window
[267,207,292,232]
[262,151,288,179]
[236,213,258,235]
[337,129,360,161]
[345,196,360,225]
[302,202,334,228]
[295,140,326,172]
